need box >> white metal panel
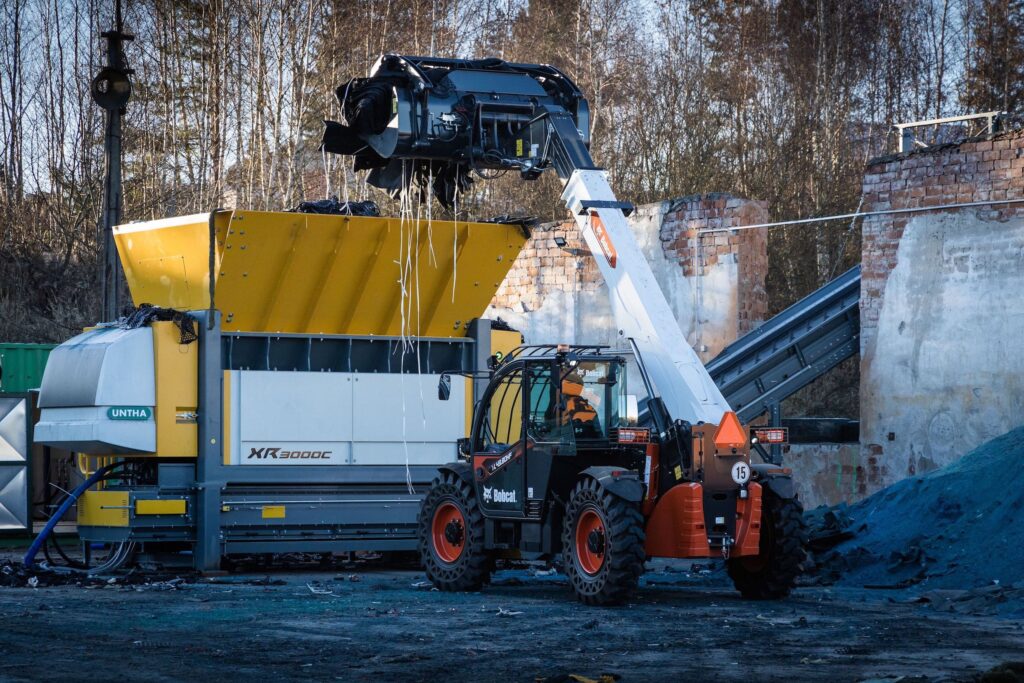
[38,327,155,408]
[236,370,353,465]
[238,371,354,441]
[231,370,466,466]
[351,373,465,465]
[34,406,156,454]
[351,441,458,466]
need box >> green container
[0,343,56,393]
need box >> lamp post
[91,0,133,321]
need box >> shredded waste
[288,196,379,216]
[804,426,1024,615]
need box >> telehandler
[325,55,806,604]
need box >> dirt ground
[1,557,1023,683]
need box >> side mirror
[457,437,471,457]
[438,373,451,401]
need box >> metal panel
[0,397,27,463]
[230,370,464,466]
[0,344,55,393]
[235,370,353,465]
[115,210,527,337]
[0,467,28,529]
[35,405,156,454]
[37,326,155,408]
[351,373,466,465]
[0,396,29,531]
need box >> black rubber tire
[418,472,492,592]
[727,490,806,599]
[561,477,646,606]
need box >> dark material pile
[289,197,380,216]
[805,426,1024,612]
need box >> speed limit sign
[731,461,751,485]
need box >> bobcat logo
[482,486,516,504]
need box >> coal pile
[805,426,1024,613]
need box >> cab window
[526,363,558,439]
[478,369,523,452]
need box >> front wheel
[561,477,646,605]
[418,472,492,591]
[727,490,806,599]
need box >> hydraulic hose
[23,463,124,569]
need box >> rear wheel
[562,477,645,605]
[418,472,492,591]
[727,490,806,599]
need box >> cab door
[522,361,576,518]
[471,366,527,518]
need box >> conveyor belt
[707,265,860,424]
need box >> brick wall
[857,129,1024,498]
[861,130,1024,347]
[488,194,769,360]
[657,194,770,336]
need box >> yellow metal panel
[152,322,198,458]
[261,505,286,519]
[115,212,232,312]
[78,490,129,527]
[135,499,187,515]
[222,371,231,465]
[491,329,524,358]
[486,328,525,443]
[114,211,527,337]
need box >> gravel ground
[1,556,1022,682]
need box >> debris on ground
[804,426,1024,615]
[0,560,197,590]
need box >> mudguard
[751,464,796,500]
[439,461,473,486]
[580,466,644,503]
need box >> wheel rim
[431,501,466,564]
[574,508,606,575]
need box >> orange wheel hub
[575,508,606,575]
[431,502,466,564]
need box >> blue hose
[23,464,122,569]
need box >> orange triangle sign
[713,411,747,449]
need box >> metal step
[707,265,861,424]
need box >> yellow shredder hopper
[113,210,528,336]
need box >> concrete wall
[487,194,769,362]
[858,130,1024,497]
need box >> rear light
[752,427,788,445]
[617,428,651,444]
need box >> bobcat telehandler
[324,54,806,605]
